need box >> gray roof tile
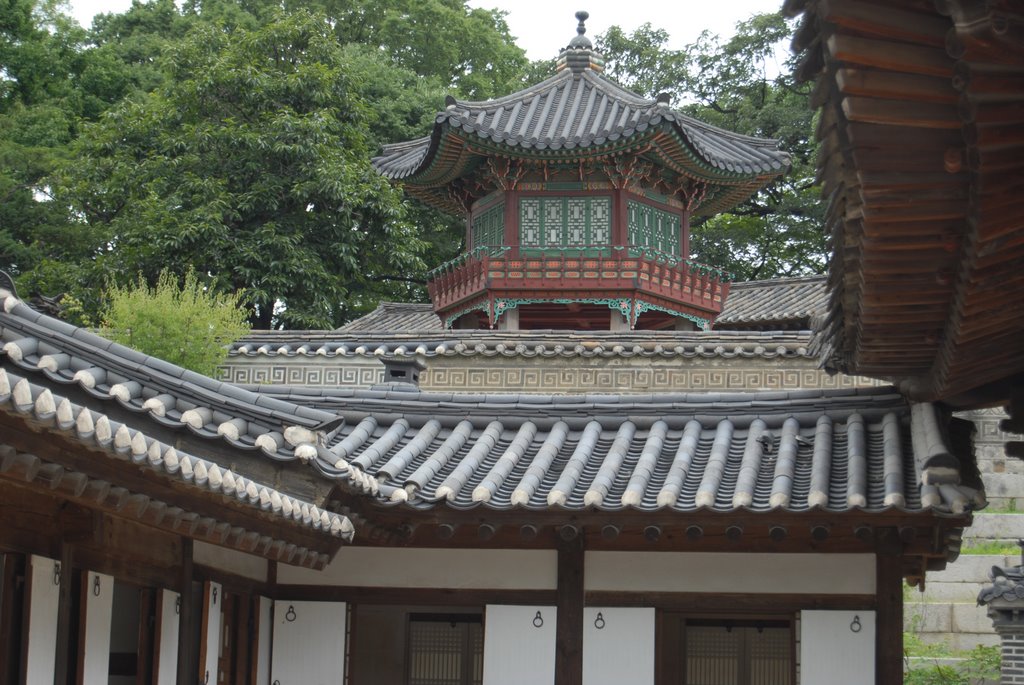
[373,69,789,179]
[234,320,815,359]
[716,276,827,330]
[1,289,981,531]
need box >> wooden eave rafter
[0,411,342,570]
[797,0,1024,405]
[399,126,782,217]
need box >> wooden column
[876,530,903,685]
[680,210,690,260]
[555,539,584,685]
[177,538,194,685]
[0,554,24,685]
[53,543,73,685]
[503,191,519,257]
[613,189,629,246]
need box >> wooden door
[482,605,555,685]
[198,581,223,685]
[270,601,346,685]
[23,554,60,685]
[583,607,655,685]
[76,571,114,684]
[153,589,180,685]
[253,596,272,685]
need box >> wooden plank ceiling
[788,0,1024,407]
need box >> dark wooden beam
[276,585,557,606]
[177,538,194,685]
[53,543,73,685]
[587,591,876,612]
[555,540,584,685]
[876,530,904,685]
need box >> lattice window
[544,200,563,246]
[518,196,612,252]
[627,200,681,256]
[407,614,483,685]
[471,203,505,251]
[683,620,792,685]
[520,198,540,246]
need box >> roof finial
[567,10,593,50]
[557,10,604,74]
[576,10,589,36]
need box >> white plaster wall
[156,589,179,685]
[80,572,114,685]
[583,607,655,685]
[483,605,556,685]
[201,582,222,685]
[25,554,60,685]
[277,548,558,589]
[586,552,876,594]
[271,601,346,685]
[800,610,875,685]
[193,540,268,581]
[256,596,272,685]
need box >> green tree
[103,268,250,376]
[598,13,826,280]
[0,0,105,304]
[59,12,424,328]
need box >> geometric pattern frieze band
[222,361,883,393]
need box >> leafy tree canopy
[598,13,826,281]
[58,11,423,328]
[103,267,250,376]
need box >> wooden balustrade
[427,246,729,317]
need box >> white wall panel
[255,596,272,685]
[482,605,555,685]
[155,589,180,685]
[583,607,655,685]
[271,600,346,685]
[200,581,223,685]
[278,548,557,589]
[800,610,875,685]
[25,554,60,685]
[586,552,875,594]
[79,572,114,684]
[193,541,268,581]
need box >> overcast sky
[68,0,783,60]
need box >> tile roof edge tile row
[0,367,355,558]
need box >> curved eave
[372,68,789,210]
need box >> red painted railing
[427,246,731,315]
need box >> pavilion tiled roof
[337,302,442,332]
[373,69,790,180]
[1,286,979,561]
[372,17,791,218]
[715,275,827,330]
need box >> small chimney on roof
[377,356,426,390]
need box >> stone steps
[906,521,1022,654]
[963,512,1024,544]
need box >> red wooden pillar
[680,210,691,260]
[613,189,629,247]
[503,191,519,258]
[555,538,584,685]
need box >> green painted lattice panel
[471,202,505,250]
[627,201,681,256]
[518,197,611,254]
